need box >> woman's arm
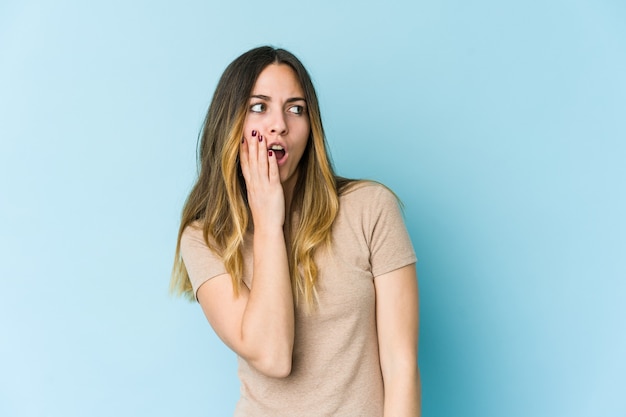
[375,263,421,416]
[196,133,294,378]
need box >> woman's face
[242,63,310,193]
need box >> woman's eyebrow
[250,94,306,103]
[250,94,271,100]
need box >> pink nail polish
[252,130,257,137]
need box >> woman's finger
[257,133,269,178]
[268,148,279,183]
[240,136,250,181]
[246,130,259,177]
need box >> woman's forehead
[251,64,304,97]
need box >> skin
[196,64,308,377]
[242,63,310,210]
[197,63,421,415]
[375,264,422,416]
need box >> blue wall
[1,1,624,416]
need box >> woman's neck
[282,172,299,214]
[283,183,294,215]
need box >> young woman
[171,46,420,416]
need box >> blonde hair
[170,46,348,311]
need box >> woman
[171,46,420,416]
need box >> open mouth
[269,144,286,161]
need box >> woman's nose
[269,112,288,136]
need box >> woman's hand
[191,128,295,378]
[240,129,285,231]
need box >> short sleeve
[180,224,227,298]
[366,185,417,277]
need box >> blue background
[1,0,624,416]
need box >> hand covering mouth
[269,144,286,160]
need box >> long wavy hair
[170,46,352,311]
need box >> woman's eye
[288,105,304,115]
[250,103,265,113]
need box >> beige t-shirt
[181,182,417,417]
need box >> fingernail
[268,150,273,157]
[252,130,257,137]
[258,135,263,142]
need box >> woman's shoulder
[180,220,219,253]
[336,179,402,220]
[338,179,399,204]
[181,220,203,241]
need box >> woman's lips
[269,144,286,162]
